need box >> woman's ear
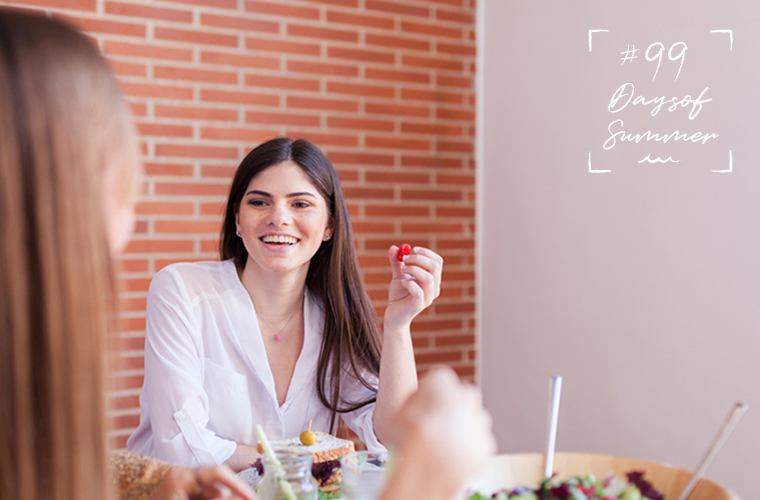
[235,212,242,237]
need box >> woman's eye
[248,199,267,207]
[293,201,311,209]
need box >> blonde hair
[0,8,139,499]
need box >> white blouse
[126,260,384,467]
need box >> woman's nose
[267,201,292,225]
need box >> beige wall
[479,0,758,497]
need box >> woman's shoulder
[149,259,239,302]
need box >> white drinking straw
[256,424,297,500]
[678,402,748,500]
[543,375,563,479]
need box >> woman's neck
[239,257,308,321]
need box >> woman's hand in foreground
[381,367,496,500]
[150,465,255,500]
[384,245,443,332]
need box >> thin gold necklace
[259,298,302,343]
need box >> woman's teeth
[260,235,298,245]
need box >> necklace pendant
[274,334,282,342]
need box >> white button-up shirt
[126,260,384,466]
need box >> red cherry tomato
[396,243,412,262]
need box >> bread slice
[269,431,355,463]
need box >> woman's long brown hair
[220,138,381,433]
[0,9,138,500]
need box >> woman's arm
[223,443,260,472]
[373,245,444,443]
[129,268,237,466]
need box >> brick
[327,152,393,166]
[155,220,220,234]
[155,105,238,122]
[166,0,236,8]
[117,258,149,273]
[415,351,464,364]
[246,111,320,127]
[108,60,147,78]
[287,59,359,77]
[326,81,394,99]
[438,140,473,153]
[144,162,193,176]
[135,201,195,216]
[136,122,193,137]
[342,187,394,200]
[18,0,95,11]
[285,132,358,147]
[201,50,280,70]
[201,89,279,106]
[125,239,194,253]
[436,8,474,23]
[401,20,462,39]
[365,0,429,17]
[245,74,319,92]
[119,82,193,100]
[287,23,358,43]
[401,222,463,233]
[287,96,358,112]
[436,74,472,88]
[437,173,474,185]
[364,204,430,217]
[155,182,230,196]
[246,36,320,56]
[105,1,192,23]
[401,155,462,169]
[103,41,193,62]
[64,15,145,37]
[201,13,279,33]
[201,165,237,178]
[328,46,394,64]
[245,1,320,20]
[436,206,474,217]
[155,27,237,47]
[366,135,430,150]
[437,41,476,56]
[401,88,462,104]
[401,188,461,201]
[327,117,393,132]
[155,66,237,84]
[402,54,462,71]
[437,107,475,120]
[401,122,463,136]
[364,68,429,84]
[155,144,238,159]
[201,126,278,142]
[365,171,429,183]
[365,33,430,52]
[326,10,394,30]
[365,102,429,118]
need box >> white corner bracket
[588,29,609,53]
[709,29,734,52]
[711,150,734,174]
[587,151,611,174]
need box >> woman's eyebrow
[245,189,317,198]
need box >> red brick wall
[1,0,476,448]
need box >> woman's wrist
[382,314,411,337]
[382,444,459,500]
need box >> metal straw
[543,375,563,479]
[678,401,748,500]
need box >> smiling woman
[128,137,444,473]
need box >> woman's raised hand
[384,244,443,332]
[150,465,255,500]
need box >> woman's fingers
[399,265,436,304]
[387,245,404,278]
[411,246,443,265]
[195,466,255,499]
